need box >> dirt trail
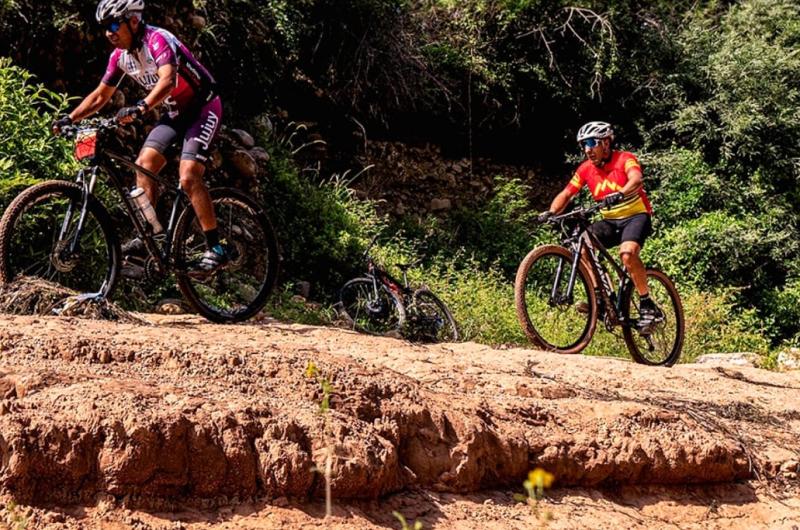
[0,313,797,528]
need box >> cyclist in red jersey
[52,0,226,275]
[538,121,661,325]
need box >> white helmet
[96,0,144,23]
[576,121,614,143]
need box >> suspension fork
[551,238,584,304]
[64,167,98,254]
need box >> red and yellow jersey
[564,151,652,219]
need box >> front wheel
[406,288,459,343]
[338,277,406,335]
[514,244,597,354]
[621,269,685,366]
[0,180,120,297]
[173,188,279,323]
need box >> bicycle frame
[552,214,633,328]
[367,257,412,301]
[72,144,192,276]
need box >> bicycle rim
[0,181,119,296]
[515,245,596,353]
[622,269,685,366]
[407,289,459,342]
[338,278,405,335]
[175,189,278,323]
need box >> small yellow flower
[305,361,318,379]
[528,468,555,489]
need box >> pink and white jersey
[102,25,216,118]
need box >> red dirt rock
[0,314,797,528]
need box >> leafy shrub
[0,58,74,208]
[644,211,782,292]
[259,145,375,298]
[429,178,551,276]
[643,148,725,227]
[411,259,525,345]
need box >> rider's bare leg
[619,241,649,296]
[179,159,217,232]
[135,147,167,205]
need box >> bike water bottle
[130,187,163,234]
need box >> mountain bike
[0,117,279,323]
[514,198,684,366]
[338,238,459,342]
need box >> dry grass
[0,277,148,325]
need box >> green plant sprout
[393,511,423,530]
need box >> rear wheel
[0,180,120,296]
[514,244,597,354]
[174,188,279,323]
[622,269,684,366]
[406,288,459,343]
[338,277,406,335]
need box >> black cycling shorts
[142,96,222,164]
[590,213,652,249]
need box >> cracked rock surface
[0,314,797,528]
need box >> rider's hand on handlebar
[51,114,72,136]
[116,105,145,125]
[604,192,625,206]
[537,211,553,223]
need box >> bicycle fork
[548,243,584,306]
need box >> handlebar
[541,195,626,225]
[58,117,119,140]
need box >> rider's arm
[548,188,576,215]
[620,167,644,197]
[139,64,177,112]
[68,82,117,122]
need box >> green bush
[644,211,780,292]
[643,148,725,227]
[0,58,74,207]
[431,178,551,276]
[259,144,375,298]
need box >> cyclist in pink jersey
[52,0,227,274]
[538,121,661,325]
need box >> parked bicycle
[0,117,279,323]
[338,238,459,342]
[514,197,684,365]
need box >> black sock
[204,228,220,249]
[640,293,650,301]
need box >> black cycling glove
[537,211,553,223]
[116,105,145,123]
[604,192,625,206]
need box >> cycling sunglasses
[103,18,124,33]
[580,138,603,149]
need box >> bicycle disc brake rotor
[51,240,79,273]
[366,298,386,317]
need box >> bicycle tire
[174,188,279,323]
[621,268,685,366]
[514,244,597,354]
[408,288,459,342]
[0,180,120,297]
[338,277,406,335]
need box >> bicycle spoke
[518,248,594,351]
[1,184,117,295]
[175,192,277,322]
[339,278,404,335]
[624,270,684,366]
